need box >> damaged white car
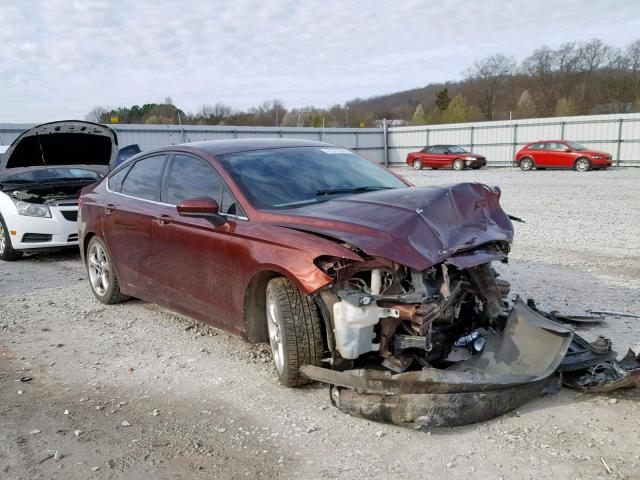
[0,121,118,260]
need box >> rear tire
[0,214,22,261]
[412,159,423,170]
[265,277,324,387]
[452,159,465,171]
[574,157,591,172]
[519,157,534,171]
[86,236,129,304]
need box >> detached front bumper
[302,298,573,428]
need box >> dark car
[515,140,612,171]
[406,145,486,170]
[79,138,593,427]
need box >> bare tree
[576,39,612,73]
[85,106,108,123]
[625,39,640,73]
[466,54,516,119]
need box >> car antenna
[36,132,55,191]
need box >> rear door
[150,153,246,330]
[102,154,168,297]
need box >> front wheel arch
[243,270,282,344]
[574,157,591,172]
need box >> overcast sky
[1,0,639,123]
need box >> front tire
[86,236,129,304]
[0,214,22,261]
[452,159,465,171]
[574,157,591,172]
[519,157,534,171]
[266,277,324,387]
[412,159,423,170]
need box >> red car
[406,145,486,170]
[515,140,612,171]
[78,138,589,426]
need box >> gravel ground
[1,167,639,479]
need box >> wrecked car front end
[284,183,639,427]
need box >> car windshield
[0,168,101,183]
[217,146,407,210]
[565,141,588,151]
[447,146,468,153]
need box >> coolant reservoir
[332,301,399,359]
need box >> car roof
[177,138,335,157]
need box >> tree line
[87,37,640,128]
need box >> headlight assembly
[15,201,51,218]
[465,156,476,161]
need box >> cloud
[1,0,639,122]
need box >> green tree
[410,104,427,125]
[436,88,450,111]
[555,97,578,116]
[441,94,469,123]
[311,112,323,128]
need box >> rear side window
[107,165,132,192]
[120,155,167,201]
[528,143,544,150]
[432,146,447,154]
[164,154,243,216]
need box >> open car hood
[272,183,514,270]
[0,121,118,174]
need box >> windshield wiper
[316,186,393,196]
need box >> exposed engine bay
[315,241,513,372]
[304,241,640,428]
[5,184,86,206]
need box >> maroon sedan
[79,138,580,426]
[406,145,486,170]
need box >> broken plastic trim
[301,297,573,427]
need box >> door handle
[156,214,173,226]
[104,204,116,215]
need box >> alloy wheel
[266,289,285,374]
[413,160,422,170]
[520,158,533,171]
[575,158,590,172]
[87,242,110,296]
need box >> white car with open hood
[0,121,118,260]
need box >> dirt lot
[1,167,639,479]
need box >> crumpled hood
[0,120,118,174]
[270,183,514,271]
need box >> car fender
[0,191,19,225]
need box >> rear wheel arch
[519,156,535,171]
[82,232,97,260]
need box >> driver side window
[164,154,242,216]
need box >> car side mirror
[176,197,227,226]
[564,147,572,152]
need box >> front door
[150,153,247,331]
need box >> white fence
[2,112,640,166]
[387,113,640,166]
